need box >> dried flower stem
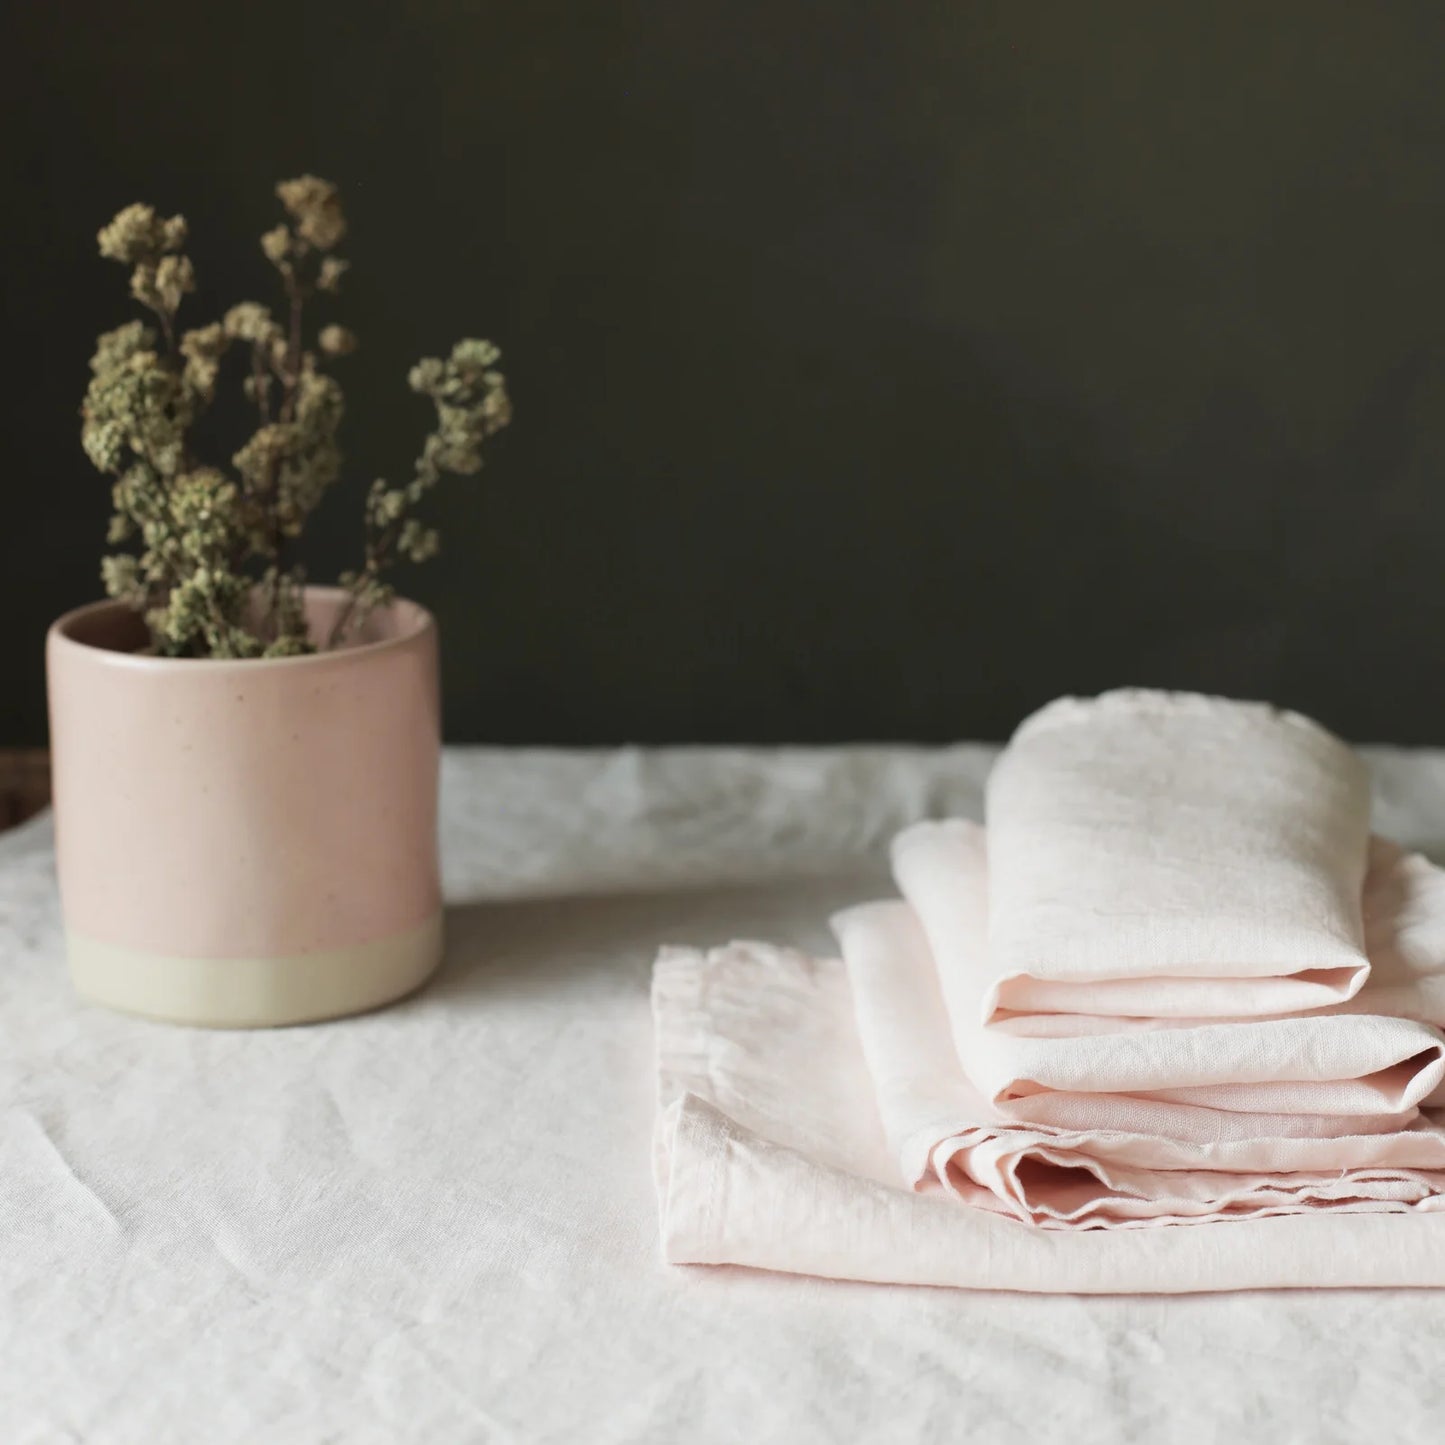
[83,179,510,659]
[250,344,271,425]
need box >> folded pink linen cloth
[982,691,1373,1019]
[652,942,1445,1290]
[892,820,1445,1119]
[651,690,1445,1285]
[833,899,1445,1229]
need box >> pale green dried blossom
[84,176,509,659]
[231,423,290,480]
[162,254,195,306]
[106,504,134,544]
[262,630,310,658]
[82,326,193,479]
[99,205,196,358]
[454,338,501,368]
[127,263,158,310]
[407,338,512,477]
[179,323,229,398]
[82,418,127,473]
[329,338,510,644]
[318,325,357,357]
[368,484,408,526]
[169,467,239,538]
[129,254,196,313]
[275,175,346,250]
[147,566,262,659]
[100,553,145,607]
[222,302,280,345]
[406,358,443,392]
[260,225,291,267]
[232,367,344,541]
[317,257,349,293]
[111,465,160,527]
[98,204,184,264]
[89,320,155,373]
[397,519,439,563]
[260,568,311,657]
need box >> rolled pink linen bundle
[981,691,1374,1019]
[890,820,1445,1120]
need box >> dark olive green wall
[8,2,1445,742]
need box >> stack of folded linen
[652,691,1445,1291]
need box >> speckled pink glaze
[46,589,441,965]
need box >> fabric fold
[651,690,1445,1286]
[893,818,1445,1116]
[980,691,1373,1018]
[832,900,1445,1229]
[652,942,1445,1288]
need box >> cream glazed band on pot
[46,588,444,1027]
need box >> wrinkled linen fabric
[653,942,1445,1286]
[13,743,1445,1441]
[654,692,1445,1268]
[833,900,1445,1229]
[982,691,1373,1018]
[892,819,1445,1117]
[653,859,1445,1253]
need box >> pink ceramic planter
[45,588,443,1026]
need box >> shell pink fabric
[890,821,1445,1119]
[834,889,1445,1229]
[654,692,1445,1274]
[980,692,1374,1018]
[652,942,1445,1290]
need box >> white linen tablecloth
[4,743,1445,1444]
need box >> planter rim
[47,586,435,674]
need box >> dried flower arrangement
[81,176,511,658]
